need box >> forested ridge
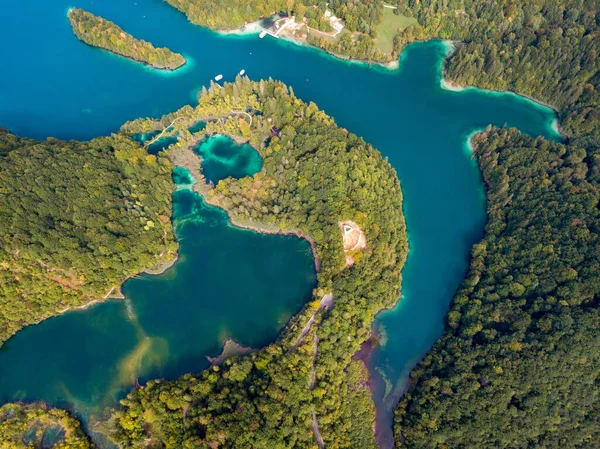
[99,78,408,448]
[68,8,186,70]
[0,403,93,448]
[393,0,600,447]
[0,130,176,346]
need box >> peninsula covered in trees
[0,129,176,346]
[100,78,408,448]
[68,8,187,70]
[395,129,600,448]
[0,77,407,448]
[394,0,600,447]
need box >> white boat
[214,74,223,81]
[239,69,246,76]
[259,30,267,38]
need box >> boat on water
[259,30,267,38]
[239,69,245,76]
[215,74,223,81]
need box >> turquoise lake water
[0,170,316,419]
[0,0,561,445]
[194,134,263,184]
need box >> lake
[0,0,560,445]
[0,167,317,424]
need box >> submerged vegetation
[394,0,600,447]
[68,8,186,70]
[0,129,176,346]
[0,403,93,448]
[100,78,408,448]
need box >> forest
[395,129,600,448]
[393,0,600,447]
[99,78,408,448]
[68,8,186,70]
[0,129,176,346]
[0,403,93,448]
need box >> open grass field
[374,8,419,54]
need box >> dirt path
[145,117,185,147]
[309,334,319,390]
[146,110,252,148]
[291,293,334,351]
[312,410,325,449]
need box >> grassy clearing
[374,8,418,54]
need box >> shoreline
[77,39,188,72]
[226,215,321,272]
[439,40,565,140]
[279,33,399,70]
[68,8,187,72]
[207,339,253,365]
[52,250,179,318]
[212,17,399,71]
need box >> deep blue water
[0,0,561,444]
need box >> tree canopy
[393,0,600,446]
[0,130,176,346]
[101,78,408,448]
[68,8,186,70]
[0,402,93,449]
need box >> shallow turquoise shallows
[0,0,561,445]
[194,134,263,184]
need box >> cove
[0,170,317,423]
[194,134,263,184]
[0,0,561,445]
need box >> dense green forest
[101,78,408,448]
[0,403,93,448]
[392,0,599,143]
[68,8,186,70]
[395,129,600,448]
[394,0,600,447]
[0,130,176,346]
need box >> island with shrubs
[68,8,187,71]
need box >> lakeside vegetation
[0,403,93,448]
[396,129,600,447]
[99,78,408,448]
[0,129,176,346]
[3,0,598,446]
[392,0,599,143]
[163,0,413,63]
[68,8,186,70]
[394,0,600,447]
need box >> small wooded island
[68,8,186,70]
